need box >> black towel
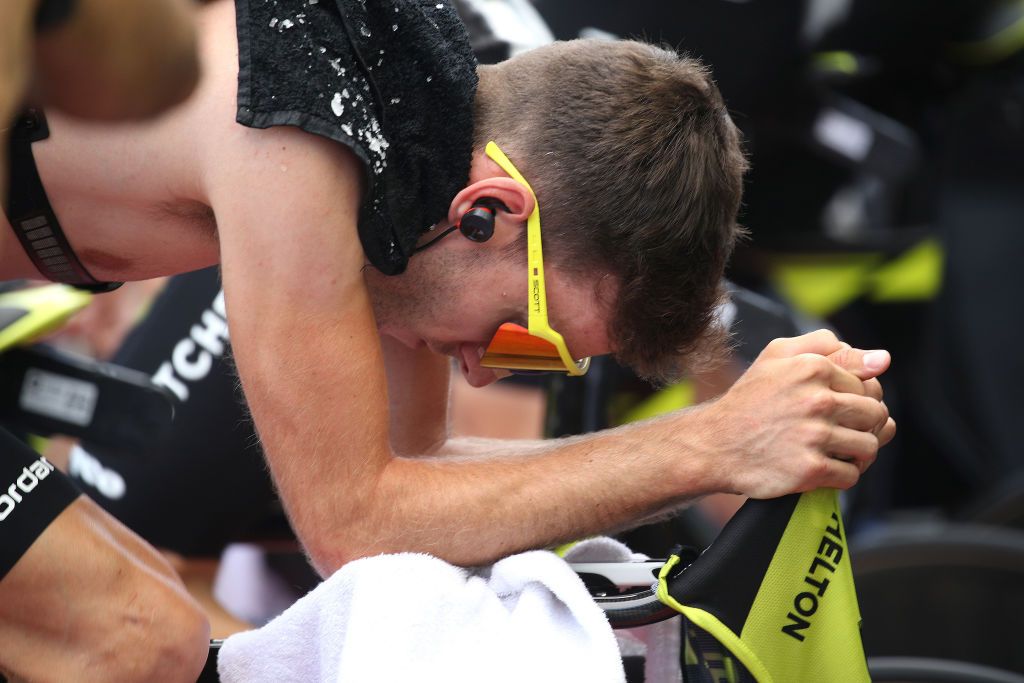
[235,0,478,274]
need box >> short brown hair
[475,40,748,383]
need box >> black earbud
[458,198,508,243]
[413,197,510,254]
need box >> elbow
[302,511,397,577]
[304,535,368,578]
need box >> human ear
[447,177,534,228]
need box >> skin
[0,497,210,683]
[1,1,208,680]
[0,0,895,588]
[1,0,199,205]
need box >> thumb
[828,345,891,380]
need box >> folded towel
[218,549,624,683]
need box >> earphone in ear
[458,198,508,243]
[413,197,510,254]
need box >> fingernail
[863,350,888,372]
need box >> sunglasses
[478,142,591,376]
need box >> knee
[108,575,211,683]
[153,586,212,682]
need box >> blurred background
[3,0,1023,681]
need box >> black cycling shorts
[1,426,80,579]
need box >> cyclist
[2,0,211,680]
[1,0,894,590]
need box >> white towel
[218,549,625,683]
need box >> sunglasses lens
[480,323,571,373]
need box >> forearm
[434,435,551,459]
[290,410,718,574]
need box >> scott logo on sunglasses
[531,277,541,314]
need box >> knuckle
[805,455,830,482]
[875,401,889,426]
[864,378,884,400]
[800,421,831,448]
[862,449,878,469]
[792,354,829,381]
[838,471,860,490]
[830,345,852,369]
[813,328,839,344]
[763,337,791,357]
[859,433,880,458]
[806,389,836,416]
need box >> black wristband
[0,428,80,580]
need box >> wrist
[667,402,733,497]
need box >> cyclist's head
[470,39,748,383]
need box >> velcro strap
[5,109,122,293]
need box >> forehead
[543,267,617,359]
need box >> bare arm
[32,0,199,120]
[0,497,210,683]
[210,125,892,576]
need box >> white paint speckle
[269,17,278,27]
[331,93,345,116]
[280,18,294,29]
[341,123,353,137]
[389,97,401,105]
[360,25,371,37]
[426,75,433,83]
[392,23,398,31]
[341,88,350,98]
[328,58,346,76]
[435,3,443,7]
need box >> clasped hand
[703,329,896,498]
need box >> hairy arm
[209,124,892,576]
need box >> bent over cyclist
[2,0,893,605]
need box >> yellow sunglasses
[478,142,591,376]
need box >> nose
[458,344,507,388]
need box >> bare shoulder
[194,0,365,242]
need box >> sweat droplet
[360,25,371,37]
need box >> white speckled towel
[218,549,624,683]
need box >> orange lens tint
[480,322,570,372]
